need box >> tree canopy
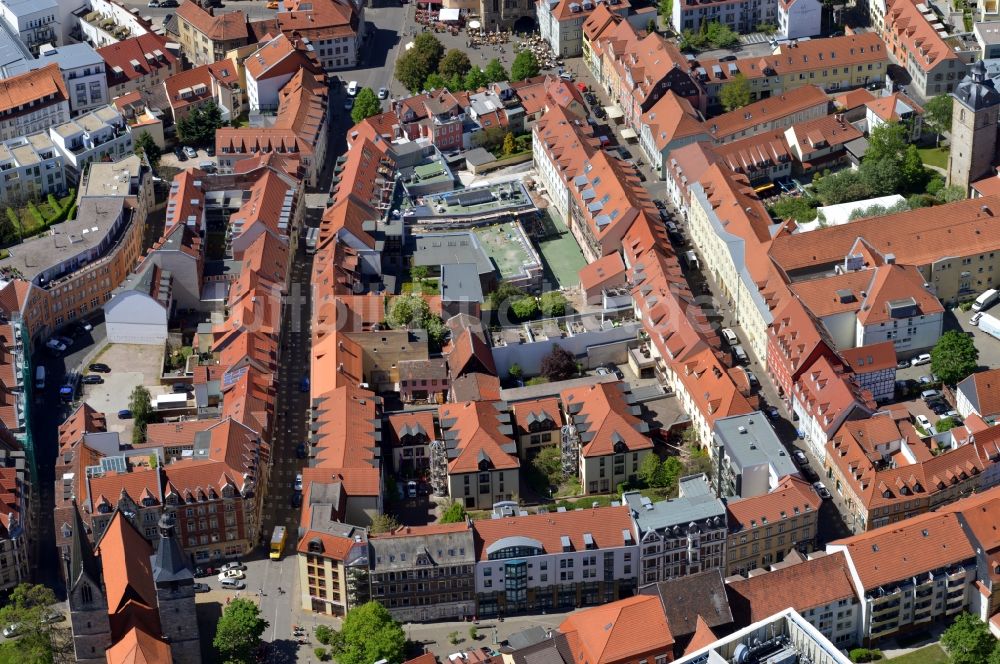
[439,501,468,523]
[386,294,431,329]
[488,281,527,310]
[134,132,161,168]
[413,32,444,68]
[439,49,472,79]
[539,291,568,317]
[177,101,224,146]
[485,59,508,83]
[351,88,382,124]
[769,196,818,222]
[924,94,953,145]
[214,598,268,664]
[465,66,489,90]
[941,613,999,664]
[720,74,752,111]
[511,50,540,81]
[0,583,61,664]
[335,602,406,664]
[931,330,979,385]
[511,296,539,320]
[129,385,153,445]
[541,345,577,381]
[397,48,435,92]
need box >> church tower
[65,505,111,664]
[948,60,1000,192]
[150,511,203,664]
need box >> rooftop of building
[714,412,797,478]
[624,474,726,533]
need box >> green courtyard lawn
[888,644,950,664]
[917,147,949,170]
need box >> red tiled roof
[511,398,562,435]
[559,595,673,664]
[98,35,176,86]
[840,341,897,374]
[448,328,496,378]
[958,368,1000,419]
[831,511,975,589]
[388,410,437,446]
[707,86,829,141]
[0,63,68,114]
[579,252,626,293]
[95,512,159,631]
[726,476,820,530]
[560,383,654,457]
[296,528,356,558]
[176,1,249,41]
[106,625,173,664]
[473,505,633,560]
[438,401,519,473]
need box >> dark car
[173,146,187,162]
[160,0,178,6]
[720,55,738,61]
[653,199,666,210]
[603,364,624,380]
[290,492,302,508]
[194,566,215,578]
[172,382,193,393]
[193,583,210,593]
[205,145,215,157]
[117,409,132,419]
[295,442,307,459]
[89,363,111,373]
[299,376,310,393]
[82,375,104,385]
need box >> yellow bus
[269,526,286,560]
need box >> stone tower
[65,505,111,664]
[150,511,203,664]
[948,60,1000,192]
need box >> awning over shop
[604,105,624,119]
[439,7,460,21]
[620,128,637,140]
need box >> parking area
[159,146,217,171]
[81,343,168,439]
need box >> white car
[347,80,359,96]
[378,87,389,99]
[812,481,832,500]
[294,473,303,491]
[915,414,933,431]
[910,353,932,367]
[183,146,198,159]
[45,339,67,353]
[971,312,983,326]
[220,562,246,573]
[2,623,21,638]
[721,328,738,345]
[220,578,246,590]
[218,569,245,581]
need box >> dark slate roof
[150,514,194,585]
[955,60,1000,111]
[506,626,551,651]
[640,569,734,639]
[69,501,102,590]
[508,631,573,664]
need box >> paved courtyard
[81,343,167,440]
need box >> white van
[684,250,700,270]
[973,288,999,312]
[34,366,45,391]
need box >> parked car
[82,375,104,385]
[45,338,66,353]
[218,569,245,581]
[173,146,187,162]
[812,481,832,500]
[220,578,246,590]
[896,360,910,369]
[915,414,933,431]
[41,610,64,624]
[972,312,984,326]
[220,562,245,572]
[172,382,193,393]
[347,80,359,95]
[911,353,932,367]
[721,328,738,345]
[929,401,950,415]
[765,406,780,421]
[299,376,310,392]
[193,583,210,593]
[89,363,111,373]
[117,409,132,419]
[792,449,808,466]
[291,492,302,508]
[183,146,198,159]
[596,366,611,376]
[919,374,935,384]
[2,623,21,638]
[921,389,942,402]
[294,473,303,491]
[160,0,178,6]
[653,199,666,210]
[194,566,215,578]
[147,0,160,7]
[344,97,354,110]
[378,87,389,99]
[407,480,418,498]
[604,364,624,379]
[745,370,759,387]
[205,145,215,157]
[296,442,307,459]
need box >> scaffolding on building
[560,424,579,478]
[429,438,448,496]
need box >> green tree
[134,131,161,168]
[439,501,467,523]
[351,88,382,124]
[539,291,568,317]
[370,513,400,534]
[0,583,59,663]
[439,49,472,79]
[658,0,672,16]
[938,184,967,203]
[424,71,447,92]
[464,66,489,90]
[397,49,434,92]
[337,602,406,664]
[508,363,523,380]
[488,281,527,309]
[511,296,539,320]
[214,598,268,664]
[511,50,540,81]
[386,294,430,329]
[177,102,224,146]
[410,264,429,283]
[413,32,445,70]
[424,314,447,350]
[541,345,577,381]
[448,73,464,92]
[532,444,563,484]
[638,453,662,487]
[720,73,752,111]
[129,385,153,445]
[769,196,818,222]
[941,613,996,664]
[865,121,908,164]
[931,330,979,385]
[705,21,739,48]
[485,59,508,83]
[813,169,873,205]
[901,144,928,192]
[924,94,953,146]
[502,132,515,156]
[935,416,958,433]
